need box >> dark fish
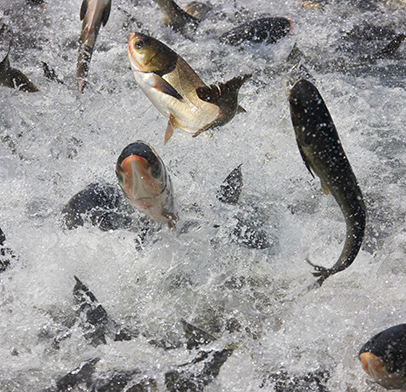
[289,79,366,287]
[41,61,64,84]
[219,17,291,46]
[181,319,216,350]
[369,33,406,61]
[61,182,134,231]
[359,324,406,389]
[0,226,17,274]
[77,0,112,93]
[43,357,157,392]
[42,358,100,392]
[260,368,330,391]
[232,217,271,249]
[0,49,38,92]
[184,1,212,20]
[116,142,178,228]
[216,164,243,205]
[165,348,234,392]
[152,0,200,32]
[73,276,138,346]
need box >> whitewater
[1,0,406,390]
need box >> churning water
[1,0,406,390]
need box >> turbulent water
[2,0,406,390]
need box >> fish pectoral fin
[164,114,178,144]
[80,0,88,21]
[102,0,112,26]
[237,105,246,114]
[296,141,314,178]
[320,180,330,195]
[196,84,221,104]
[151,73,183,101]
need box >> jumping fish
[219,17,292,46]
[128,32,250,143]
[152,0,201,32]
[289,79,366,287]
[0,48,38,92]
[116,141,177,228]
[77,0,112,93]
[359,324,406,389]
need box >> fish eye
[134,41,144,50]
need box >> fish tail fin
[222,73,252,94]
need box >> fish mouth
[128,32,160,72]
[118,155,163,201]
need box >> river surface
[1,0,406,391]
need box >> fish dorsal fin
[151,73,183,101]
[102,0,111,26]
[237,105,246,114]
[320,180,330,195]
[296,140,314,178]
[164,114,177,144]
[80,0,88,21]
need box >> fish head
[128,32,178,73]
[289,79,329,145]
[116,142,166,202]
[359,324,406,389]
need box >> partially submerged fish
[289,79,366,287]
[128,32,250,144]
[152,0,201,32]
[359,324,406,389]
[216,164,243,205]
[42,61,64,84]
[219,17,292,46]
[77,0,112,93]
[61,182,133,231]
[116,141,177,228]
[0,49,38,92]
[184,1,212,20]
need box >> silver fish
[77,0,111,93]
[128,32,250,144]
[116,141,177,228]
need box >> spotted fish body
[289,79,366,287]
[116,141,177,228]
[128,32,250,144]
[77,0,111,93]
[359,324,406,389]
